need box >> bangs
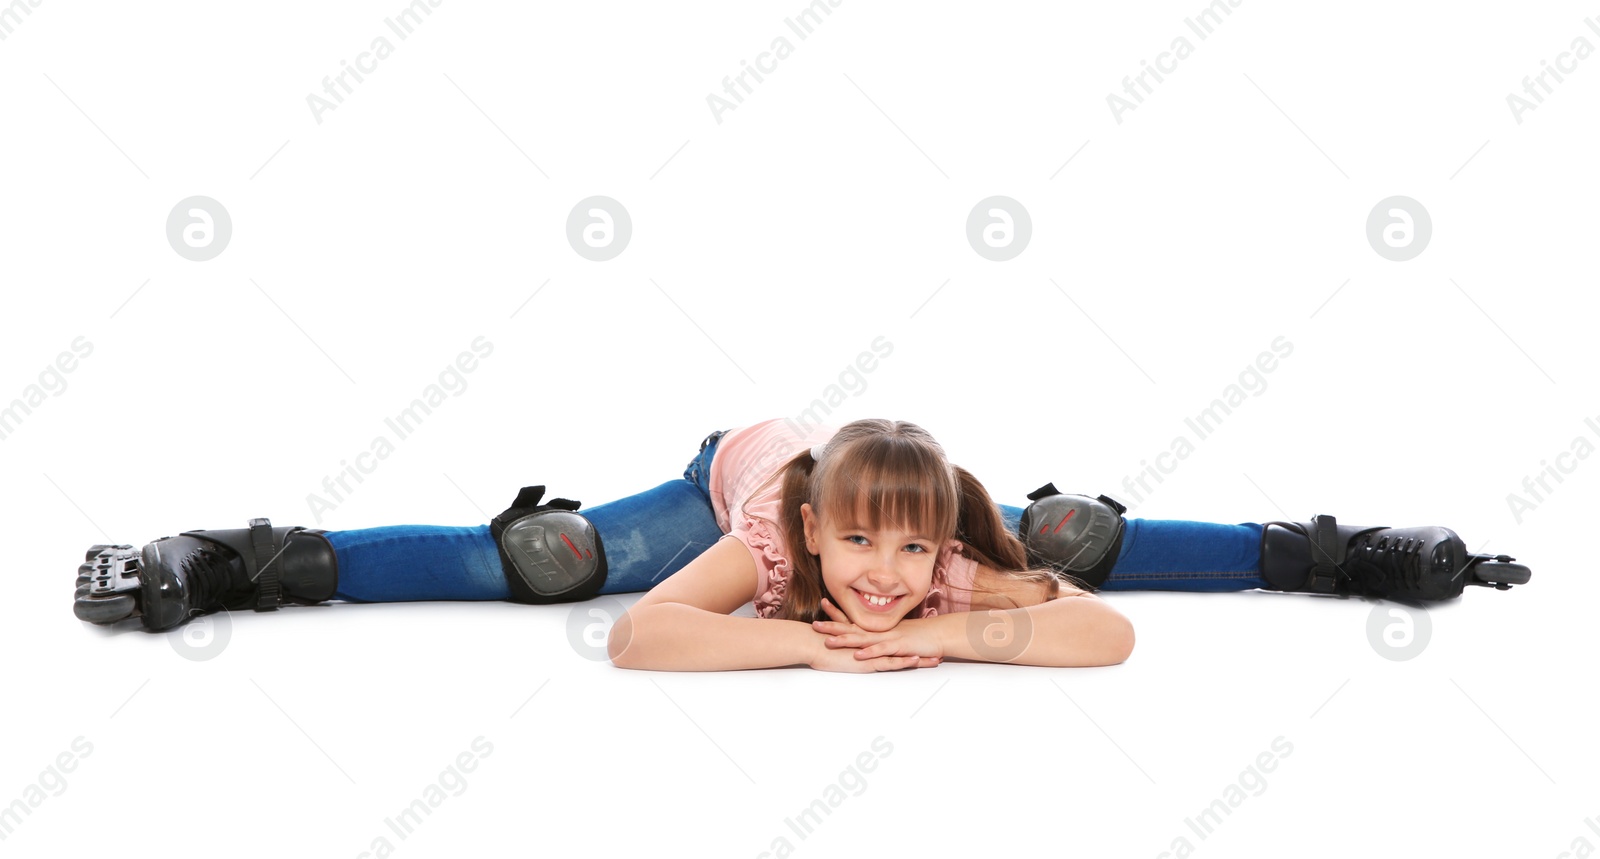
[817,434,957,542]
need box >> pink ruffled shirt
[707,417,977,619]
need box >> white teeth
[858,589,896,606]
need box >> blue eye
[845,535,929,553]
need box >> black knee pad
[1018,483,1127,589]
[489,486,608,604]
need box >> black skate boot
[1259,514,1530,601]
[74,519,339,632]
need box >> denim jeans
[322,428,1266,602]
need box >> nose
[866,550,903,591]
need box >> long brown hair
[740,418,1087,624]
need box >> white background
[3,1,1595,856]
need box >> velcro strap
[490,485,583,541]
[250,517,282,611]
[1095,494,1127,515]
[1309,514,1341,593]
[1026,482,1062,502]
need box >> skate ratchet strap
[1308,514,1343,593]
[249,517,283,611]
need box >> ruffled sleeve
[744,517,792,619]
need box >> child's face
[800,501,940,631]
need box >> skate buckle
[87,546,141,597]
[248,518,282,612]
[1307,515,1344,594]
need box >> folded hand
[811,597,946,662]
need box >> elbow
[607,610,638,669]
[1113,617,1139,662]
[1060,597,1134,667]
[1105,616,1135,665]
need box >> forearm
[934,595,1135,667]
[609,602,816,671]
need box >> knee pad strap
[489,486,608,604]
[1018,483,1127,589]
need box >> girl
[72,417,1530,671]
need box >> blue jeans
[322,428,1266,602]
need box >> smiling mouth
[852,587,905,612]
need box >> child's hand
[806,597,942,673]
[808,642,941,673]
[812,597,946,662]
[814,597,867,635]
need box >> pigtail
[733,445,830,624]
[950,465,1028,571]
[776,448,828,623]
[947,465,1092,605]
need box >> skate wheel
[1473,562,1530,587]
[74,544,143,625]
[75,593,135,624]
